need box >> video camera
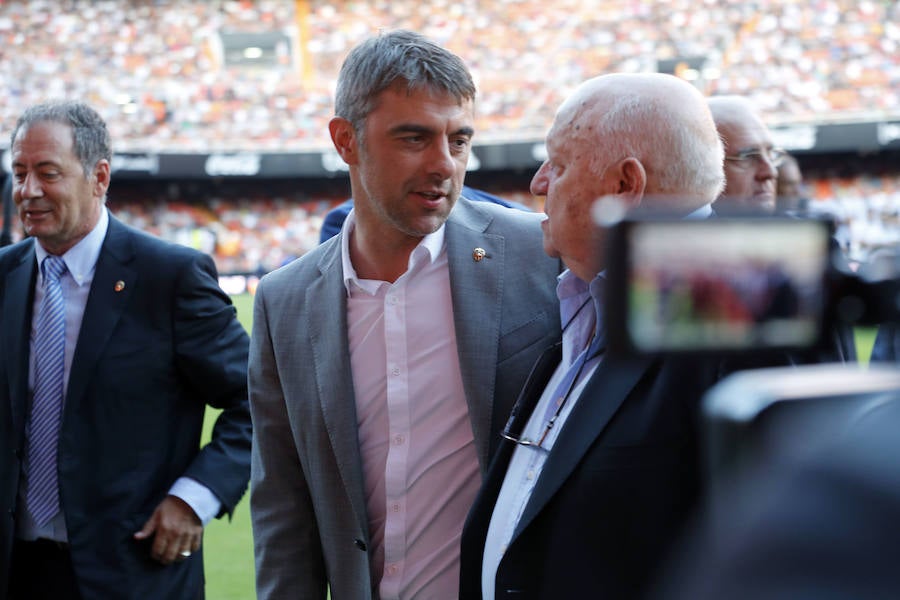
[603,214,899,357]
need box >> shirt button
[526,470,535,480]
[391,503,401,512]
[386,564,399,575]
[393,434,405,446]
[391,367,400,376]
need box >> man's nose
[530,161,550,196]
[426,140,456,180]
[18,172,43,199]
[757,155,778,179]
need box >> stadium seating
[0,0,896,151]
[1,1,898,275]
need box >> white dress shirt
[19,208,220,543]
[481,271,606,600]
[341,211,480,600]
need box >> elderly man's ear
[613,157,647,208]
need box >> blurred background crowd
[1,0,899,274]
[2,0,897,149]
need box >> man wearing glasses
[708,95,785,215]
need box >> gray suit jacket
[249,198,561,599]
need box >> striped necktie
[25,255,67,527]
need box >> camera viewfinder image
[627,220,830,352]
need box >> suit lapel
[307,242,369,536]
[464,342,562,569]
[5,243,37,443]
[513,354,655,538]
[446,201,505,470]
[66,217,137,415]
[499,342,562,446]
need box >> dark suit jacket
[870,323,899,362]
[460,348,724,600]
[460,326,849,600]
[0,214,251,599]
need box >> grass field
[201,293,879,599]
[202,293,255,600]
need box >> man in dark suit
[0,101,251,599]
[459,73,737,599]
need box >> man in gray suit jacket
[248,30,560,600]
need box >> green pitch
[203,293,255,600]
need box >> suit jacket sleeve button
[354,539,367,551]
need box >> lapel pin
[114,280,125,292]
[472,247,487,262]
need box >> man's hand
[133,495,203,565]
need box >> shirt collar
[684,203,713,220]
[35,206,109,286]
[340,208,447,295]
[557,269,606,336]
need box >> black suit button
[354,539,367,551]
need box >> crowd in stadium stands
[106,192,340,275]
[0,1,897,152]
[0,1,898,274]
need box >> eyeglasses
[724,147,787,169]
[501,341,602,453]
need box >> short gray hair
[12,100,111,177]
[588,92,725,202]
[334,29,476,136]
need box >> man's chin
[715,195,775,215]
[542,239,560,260]
[406,213,451,237]
[754,194,776,212]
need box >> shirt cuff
[169,477,222,526]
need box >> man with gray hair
[0,101,251,599]
[459,73,733,599]
[708,95,785,215]
[249,30,560,599]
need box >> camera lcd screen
[610,218,831,354]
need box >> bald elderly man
[709,95,785,215]
[460,73,735,600]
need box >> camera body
[604,215,898,357]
